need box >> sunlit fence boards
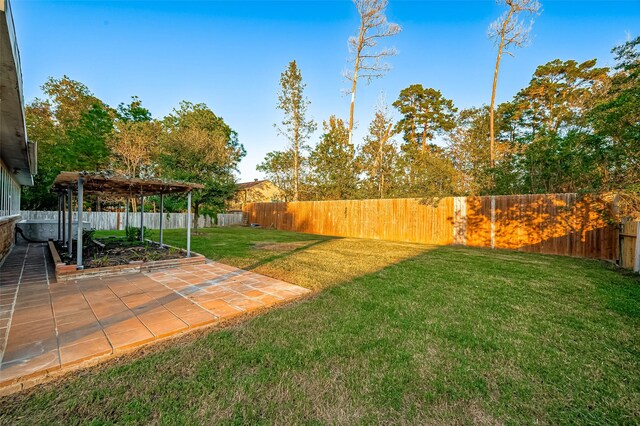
[244,193,625,263]
[620,220,640,272]
[246,198,455,246]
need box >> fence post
[453,197,467,245]
[635,221,640,273]
[490,196,496,249]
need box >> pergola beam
[52,171,203,196]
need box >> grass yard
[1,227,639,424]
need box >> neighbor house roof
[52,171,204,196]
[236,180,269,191]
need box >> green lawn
[2,227,640,424]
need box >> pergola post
[76,176,84,269]
[159,193,164,248]
[187,191,192,257]
[140,195,145,242]
[61,192,66,246]
[57,193,62,241]
[67,185,73,256]
[124,196,129,231]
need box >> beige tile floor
[0,243,310,392]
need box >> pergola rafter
[52,171,204,270]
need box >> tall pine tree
[275,60,316,201]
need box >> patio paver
[0,243,310,393]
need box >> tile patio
[0,243,310,394]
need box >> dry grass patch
[252,238,426,291]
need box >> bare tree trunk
[378,139,384,198]
[194,203,199,232]
[489,53,500,168]
[294,126,300,201]
[346,0,401,145]
[489,19,509,169]
[488,0,539,167]
[348,24,363,146]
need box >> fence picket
[20,211,212,230]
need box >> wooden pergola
[52,171,204,270]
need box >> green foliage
[158,101,245,223]
[447,106,493,194]
[309,116,359,200]
[390,85,459,198]
[64,103,114,171]
[357,104,399,198]
[393,84,457,150]
[22,79,242,217]
[587,37,640,195]
[489,44,638,199]
[514,58,609,135]
[83,228,96,249]
[257,150,297,201]
[259,38,637,203]
[91,253,111,268]
[117,96,152,123]
[275,61,317,201]
[397,143,458,198]
[125,225,153,242]
[22,76,115,209]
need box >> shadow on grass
[240,238,334,273]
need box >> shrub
[125,225,153,242]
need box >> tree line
[259,0,639,214]
[22,76,245,217]
[22,0,639,216]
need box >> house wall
[228,182,284,211]
[0,216,19,263]
[0,159,21,263]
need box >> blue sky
[11,0,640,181]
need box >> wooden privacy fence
[20,211,214,230]
[244,194,638,266]
[217,212,244,227]
[620,220,640,272]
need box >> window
[0,160,21,218]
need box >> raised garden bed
[49,237,205,281]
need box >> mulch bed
[53,238,184,269]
